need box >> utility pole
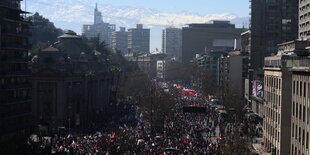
[150,82,154,137]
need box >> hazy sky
[98,0,249,17]
[24,0,250,51]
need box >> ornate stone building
[31,30,112,132]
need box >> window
[293,102,295,116]
[300,81,303,97]
[300,104,302,120]
[282,19,292,24]
[292,123,295,137]
[304,82,307,97]
[308,83,310,98]
[297,81,299,96]
[296,125,298,140]
[303,130,305,146]
[307,132,309,149]
[266,0,276,2]
[303,106,306,122]
[307,108,310,124]
[299,127,301,143]
[297,103,299,118]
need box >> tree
[192,64,218,96]
[164,61,195,84]
[81,36,111,56]
[27,12,63,53]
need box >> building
[82,4,116,47]
[291,66,310,155]
[218,51,249,97]
[124,52,165,78]
[192,51,226,92]
[299,0,310,39]
[194,51,226,80]
[112,27,128,53]
[31,30,112,133]
[263,40,308,155]
[128,24,150,53]
[157,60,165,79]
[182,20,244,63]
[249,0,298,71]
[0,0,32,150]
[162,28,182,61]
[241,30,250,55]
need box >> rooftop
[58,30,81,39]
[41,46,60,52]
[186,20,236,29]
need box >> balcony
[0,70,31,77]
[1,83,31,90]
[1,111,31,119]
[265,55,310,68]
[1,43,32,50]
[0,15,31,24]
[0,1,20,10]
[1,29,31,37]
[1,97,32,105]
[0,56,28,63]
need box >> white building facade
[82,4,115,47]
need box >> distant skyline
[23,0,250,51]
[96,0,250,16]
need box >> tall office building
[263,40,309,155]
[182,20,244,63]
[299,0,310,39]
[289,1,310,154]
[0,0,32,148]
[94,3,103,25]
[82,4,116,47]
[112,27,128,53]
[249,0,298,70]
[218,51,249,97]
[128,24,150,53]
[291,67,310,155]
[162,28,182,61]
[245,0,299,137]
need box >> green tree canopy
[27,12,63,53]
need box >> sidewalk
[251,138,271,155]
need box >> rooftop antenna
[24,0,27,18]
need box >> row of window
[299,21,310,30]
[0,77,29,86]
[265,76,282,89]
[292,124,309,149]
[292,101,309,123]
[292,80,310,98]
[264,119,280,143]
[299,31,310,38]
[265,91,281,108]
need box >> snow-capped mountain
[23,0,249,50]
[24,0,248,29]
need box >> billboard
[252,80,263,98]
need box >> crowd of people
[28,81,256,154]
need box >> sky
[23,0,250,52]
[98,0,249,17]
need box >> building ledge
[251,95,264,102]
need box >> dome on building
[41,46,60,52]
[54,31,91,59]
[58,30,81,39]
